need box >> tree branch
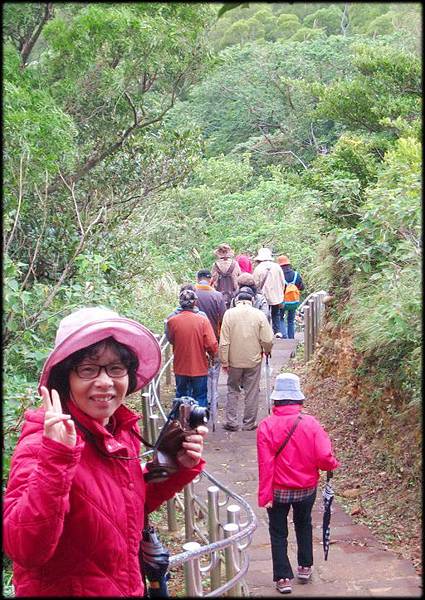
[5,153,28,255]
[270,75,295,111]
[266,149,308,170]
[124,91,138,127]
[310,122,320,151]
[20,3,54,68]
[341,3,349,36]
[27,204,105,327]
[20,175,50,290]
[47,74,185,194]
[59,172,84,235]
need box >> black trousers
[266,490,316,580]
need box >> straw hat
[214,243,234,258]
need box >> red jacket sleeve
[313,421,340,472]
[144,458,206,514]
[3,435,84,568]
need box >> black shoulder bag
[275,413,303,458]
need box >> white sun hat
[270,373,305,401]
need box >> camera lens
[188,405,209,429]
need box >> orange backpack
[283,272,300,307]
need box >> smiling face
[68,345,129,426]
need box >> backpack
[214,260,237,309]
[283,272,300,308]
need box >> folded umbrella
[208,360,220,432]
[140,524,170,598]
[265,354,272,414]
[322,471,334,561]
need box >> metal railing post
[140,391,151,444]
[208,486,222,590]
[304,305,311,362]
[224,523,241,596]
[164,343,172,386]
[308,297,315,353]
[167,496,178,532]
[226,505,241,527]
[149,414,160,444]
[184,482,195,541]
[183,541,203,596]
[154,334,161,402]
[314,293,320,340]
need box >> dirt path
[203,338,422,597]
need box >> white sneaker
[297,566,312,582]
[276,578,292,593]
[275,332,283,338]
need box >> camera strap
[72,415,154,461]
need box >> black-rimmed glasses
[73,363,128,380]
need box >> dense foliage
[3,0,421,521]
[3,1,215,484]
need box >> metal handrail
[298,290,328,362]
[141,335,257,596]
[297,289,328,313]
[168,471,257,569]
[295,290,328,361]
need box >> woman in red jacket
[3,307,207,597]
[257,373,339,594]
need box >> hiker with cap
[277,255,305,340]
[165,287,218,408]
[219,288,273,431]
[257,373,339,594]
[230,272,271,322]
[253,248,285,337]
[210,243,241,310]
[194,270,226,423]
[3,306,207,597]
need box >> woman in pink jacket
[257,373,339,594]
[3,307,207,597]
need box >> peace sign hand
[41,386,77,448]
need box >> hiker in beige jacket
[219,289,273,431]
[253,248,285,337]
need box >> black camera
[144,397,208,483]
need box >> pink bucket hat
[38,307,161,394]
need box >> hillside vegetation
[3,1,421,579]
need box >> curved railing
[140,335,257,596]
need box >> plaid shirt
[273,486,316,504]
